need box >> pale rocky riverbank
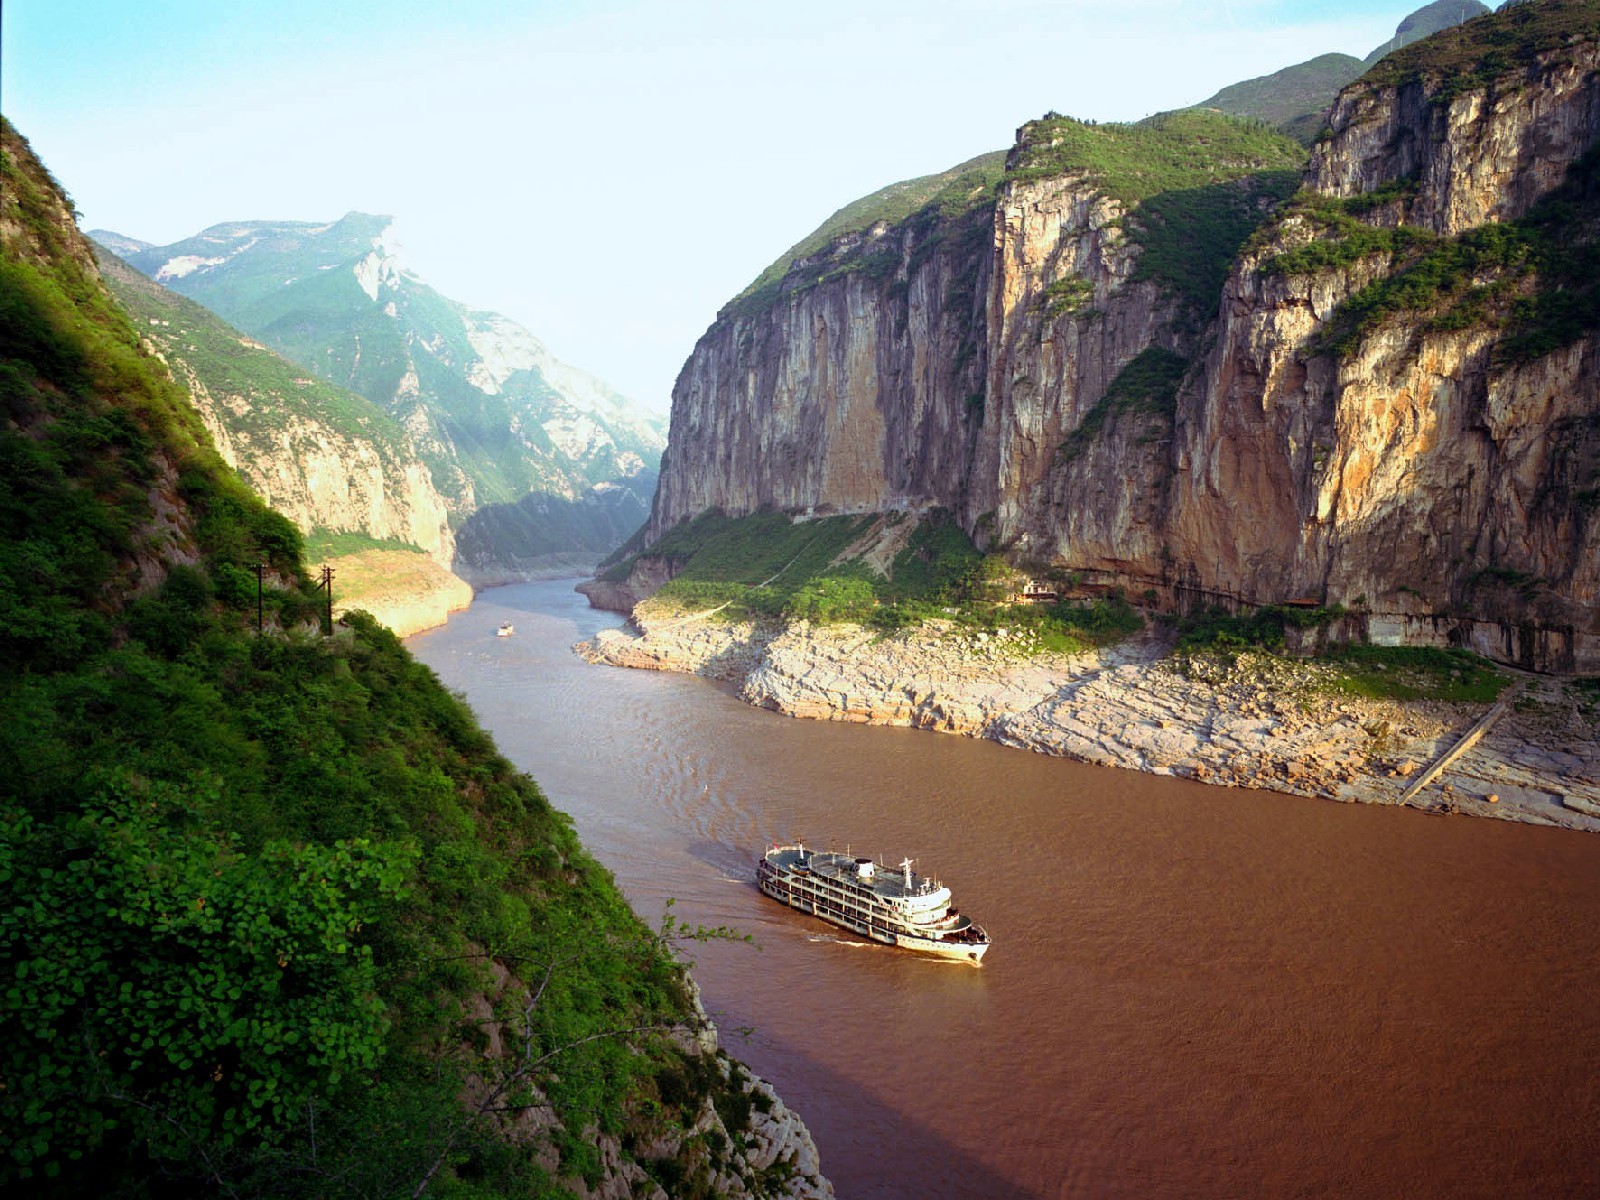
[577,608,1600,833]
[330,549,474,638]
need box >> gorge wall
[646,3,1600,672]
[105,214,668,580]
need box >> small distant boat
[496,622,515,637]
[757,843,990,963]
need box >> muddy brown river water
[409,580,1600,1199]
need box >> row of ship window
[770,880,895,933]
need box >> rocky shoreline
[577,606,1600,833]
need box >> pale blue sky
[7,1,1442,409]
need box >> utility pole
[254,561,265,634]
[311,564,335,635]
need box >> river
[408,580,1600,1199]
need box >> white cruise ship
[757,844,990,963]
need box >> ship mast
[899,857,914,889]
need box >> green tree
[0,780,413,1184]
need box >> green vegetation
[93,244,417,455]
[1040,276,1095,320]
[1322,644,1506,703]
[1125,170,1303,313]
[455,468,658,564]
[728,151,1007,316]
[1057,347,1189,463]
[1362,0,1493,67]
[1257,184,1437,277]
[0,120,737,1196]
[1174,602,1506,702]
[1361,0,1600,106]
[304,528,426,559]
[633,508,1145,653]
[724,111,1305,333]
[1005,109,1307,201]
[114,210,664,534]
[933,589,1145,653]
[1190,2,1489,142]
[1197,52,1366,129]
[646,508,878,588]
[1176,603,1350,652]
[1007,111,1305,319]
[1278,144,1600,365]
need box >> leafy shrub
[1322,644,1506,703]
[1,785,413,1176]
[784,576,877,623]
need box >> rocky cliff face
[650,203,992,540]
[95,245,459,564]
[967,171,1184,573]
[1168,28,1600,671]
[646,4,1600,672]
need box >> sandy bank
[328,549,474,639]
[577,609,1600,833]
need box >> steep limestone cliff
[650,200,992,540]
[1169,10,1600,670]
[643,2,1600,672]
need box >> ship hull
[757,847,989,964]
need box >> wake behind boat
[757,843,990,963]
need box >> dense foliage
[633,508,1144,653]
[0,120,724,1197]
[1263,143,1600,366]
[1125,170,1302,315]
[1005,109,1306,201]
[1361,0,1600,104]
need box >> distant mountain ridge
[92,241,456,564]
[98,213,666,576]
[1197,0,1492,140]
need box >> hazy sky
[8,1,1435,410]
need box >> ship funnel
[856,858,875,880]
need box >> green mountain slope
[1198,52,1365,128]
[731,150,1007,313]
[91,242,446,549]
[1363,0,1600,92]
[103,215,667,571]
[0,118,796,1197]
[1196,0,1490,140]
[1363,0,1497,65]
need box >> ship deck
[766,846,944,904]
